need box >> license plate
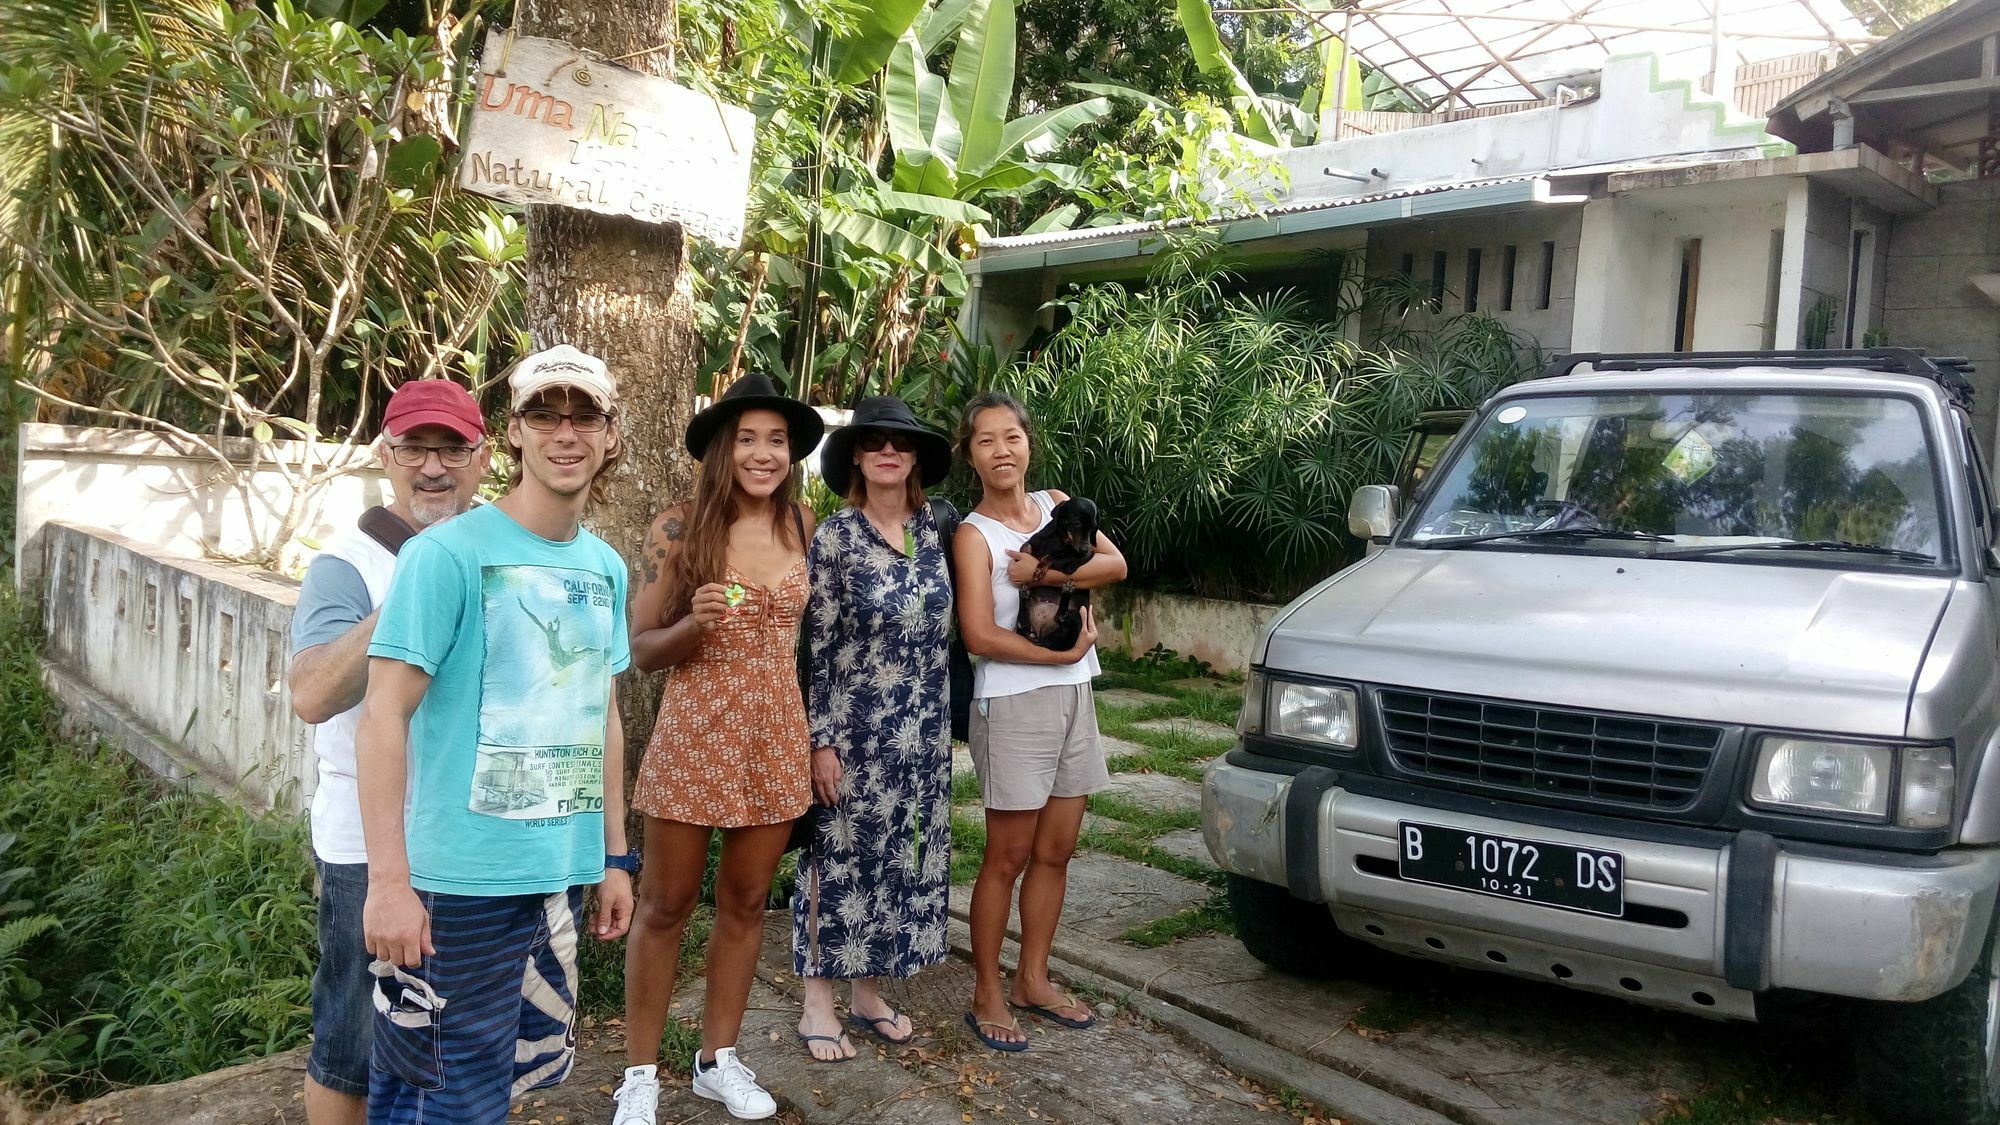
[1396,821,1625,918]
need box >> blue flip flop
[962,1011,1029,1052]
[796,1029,854,1063]
[1009,992,1095,1029]
[846,1009,916,1045]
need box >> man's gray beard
[407,477,464,528]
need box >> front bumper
[1204,756,2000,1019]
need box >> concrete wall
[1098,587,1283,676]
[1362,206,1583,353]
[1275,54,1790,209]
[16,424,389,586]
[40,521,311,812]
[1882,180,2000,449]
[964,269,1056,354]
[1573,179,1788,352]
[1798,179,1852,347]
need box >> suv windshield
[1404,391,1946,564]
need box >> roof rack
[1541,349,1978,410]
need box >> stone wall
[1098,587,1282,676]
[1882,180,2000,448]
[40,521,312,812]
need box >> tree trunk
[518,0,701,793]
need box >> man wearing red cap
[288,378,489,1125]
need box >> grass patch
[656,1016,704,1076]
[1078,828,1223,887]
[1084,792,1200,836]
[951,811,987,885]
[1119,894,1233,948]
[1174,689,1241,727]
[951,769,982,804]
[1096,721,1232,781]
[1272,1087,1330,1120]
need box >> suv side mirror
[1348,485,1401,540]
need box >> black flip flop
[962,1011,1029,1052]
[1009,992,1095,1029]
[846,1009,916,1045]
[796,1029,854,1063]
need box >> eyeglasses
[518,408,614,433]
[857,431,917,453]
[387,442,481,468]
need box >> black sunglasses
[856,431,917,453]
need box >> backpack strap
[358,506,419,556]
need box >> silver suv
[1204,350,1999,1125]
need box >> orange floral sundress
[633,560,813,828]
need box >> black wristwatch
[605,849,642,874]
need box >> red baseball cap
[383,380,484,443]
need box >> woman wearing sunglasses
[789,396,957,1064]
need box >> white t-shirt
[964,491,1100,700]
[290,527,398,864]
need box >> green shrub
[0,587,314,1095]
[1010,236,1539,601]
[0,832,75,1090]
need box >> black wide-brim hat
[685,372,825,462]
[820,395,953,496]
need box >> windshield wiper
[1662,539,1937,564]
[1414,526,1673,549]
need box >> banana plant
[881,0,1112,225]
[1175,0,1376,147]
[1176,0,1286,144]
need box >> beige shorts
[968,682,1109,811]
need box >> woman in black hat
[787,395,958,1063]
[617,372,825,1122]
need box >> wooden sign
[458,30,755,247]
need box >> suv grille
[1377,690,1723,810]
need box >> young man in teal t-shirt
[355,345,637,1125]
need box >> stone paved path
[953,666,1867,1125]
[48,663,1865,1125]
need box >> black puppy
[1014,498,1099,651]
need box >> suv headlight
[1749,737,1955,827]
[1266,680,1359,749]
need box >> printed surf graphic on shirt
[472,564,614,822]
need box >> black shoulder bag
[788,505,830,856]
[928,499,976,746]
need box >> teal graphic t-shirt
[368,503,632,896]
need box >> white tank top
[964,491,1100,699]
[308,526,400,864]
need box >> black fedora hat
[685,372,825,462]
[820,396,953,497]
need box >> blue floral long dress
[791,503,954,979]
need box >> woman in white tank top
[949,392,1127,1051]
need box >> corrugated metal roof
[1336,0,1872,110]
[980,174,1544,253]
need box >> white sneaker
[690,1046,777,1120]
[611,1063,659,1125]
